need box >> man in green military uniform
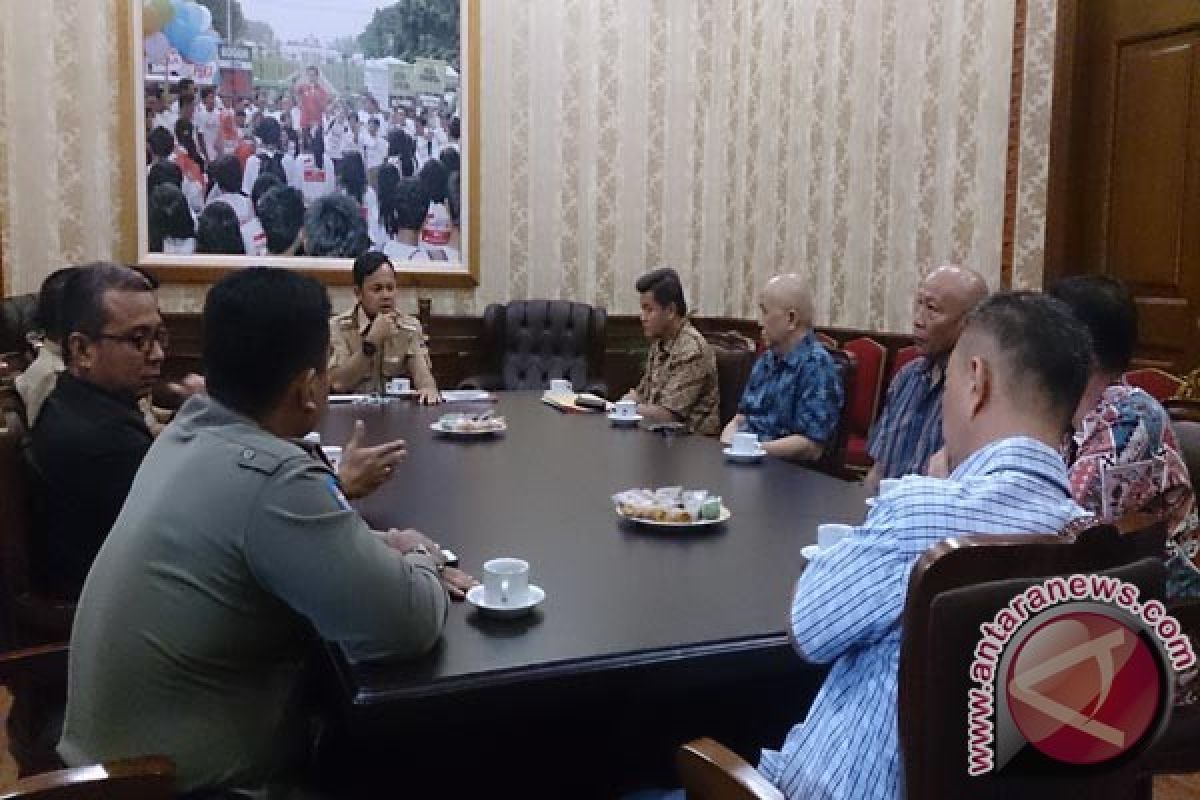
[329,252,440,403]
[622,267,720,435]
[59,268,476,795]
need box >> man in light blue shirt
[760,291,1094,798]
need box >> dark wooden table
[315,392,868,795]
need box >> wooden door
[1047,1,1200,373]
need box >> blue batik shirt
[737,331,844,446]
[868,355,946,479]
[758,437,1086,799]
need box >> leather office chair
[0,643,68,778]
[813,348,856,479]
[676,738,782,800]
[0,295,37,363]
[705,331,757,430]
[678,524,1167,800]
[0,412,74,649]
[459,300,608,396]
[1123,368,1183,404]
[0,642,174,798]
[840,337,887,469]
[886,344,920,388]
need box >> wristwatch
[405,543,447,572]
[361,340,378,357]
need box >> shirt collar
[950,436,1071,492]
[765,330,817,369]
[58,372,142,413]
[354,303,372,336]
[913,353,947,387]
[655,319,691,352]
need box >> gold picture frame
[116,0,480,289]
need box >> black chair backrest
[483,300,607,391]
[0,412,73,649]
[706,331,756,430]
[0,295,38,361]
[901,524,1167,799]
[814,347,855,477]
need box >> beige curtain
[1,0,1058,328]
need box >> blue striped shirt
[738,331,844,446]
[759,437,1085,799]
[867,356,945,479]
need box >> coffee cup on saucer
[549,379,573,394]
[483,557,530,607]
[817,523,854,549]
[613,400,638,418]
[387,377,411,394]
[731,432,761,455]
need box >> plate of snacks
[430,412,507,436]
[612,487,731,527]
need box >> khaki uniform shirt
[59,393,448,792]
[636,320,720,435]
[328,304,432,394]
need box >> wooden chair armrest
[0,643,68,689]
[676,738,784,800]
[0,756,175,799]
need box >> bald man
[720,274,844,463]
[864,264,988,492]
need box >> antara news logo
[967,573,1196,775]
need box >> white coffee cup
[549,379,573,394]
[817,523,854,549]
[731,431,760,455]
[614,400,637,418]
[483,557,530,607]
[879,478,901,496]
[387,377,411,394]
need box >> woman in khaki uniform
[328,252,440,403]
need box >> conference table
[315,392,869,794]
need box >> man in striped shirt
[761,291,1092,798]
[864,265,988,494]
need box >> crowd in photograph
[143,65,462,262]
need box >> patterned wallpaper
[1,0,1058,329]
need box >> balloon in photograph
[163,12,195,51]
[181,31,219,65]
[189,2,213,36]
[142,0,174,35]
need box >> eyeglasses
[96,327,169,355]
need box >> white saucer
[608,413,643,425]
[466,584,546,618]
[801,544,821,560]
[724,446,767,463]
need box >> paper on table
[542,391,606,413]
[328,394,370,403]
[440,390,493,403]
